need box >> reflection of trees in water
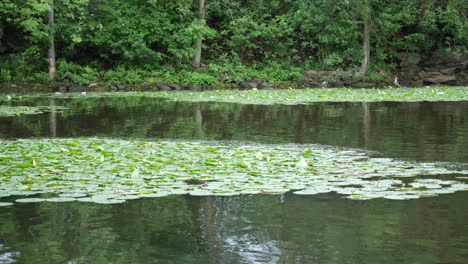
[0,197,201,263]
[197,193,468,264]
[194,103,205,139]
[1,192,468,263]
[0,99,467,162]
[1,98,467,263]
[50,99,57,137]
[197,195,283,264]
[362,102,370,149]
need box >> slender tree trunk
[193,0,206,68]
[359,16,370,75]
[48,0,56,79]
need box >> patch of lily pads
[0,105,66,117]
[0,138,467,204]
[1,86,467,105]
[151,86,468,104]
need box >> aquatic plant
[0,106,66,117]
[1,138,467,205]
[3,87,466,105]
[150,87,468,104]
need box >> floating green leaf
[45,197,77,202]
[16,198,47,203]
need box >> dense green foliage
[0,0,467,84]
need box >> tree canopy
[0,0,466,84]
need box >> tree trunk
[359,14,370,75]
[48,0,56,79]
[193,0,206,68]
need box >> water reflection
[1,193,468,264]
[1,96,467,263]
[49,99,57,137]
[0,97,466,162]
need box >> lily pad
[15,198,47,203]
[59,193,88,198]
[93,199,126,204]
[45,197,77,202]
[383,194,420,200]
[0,138,467,203]
[189,190,214,196]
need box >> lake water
[1,96,467,263]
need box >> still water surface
[1,96,467,263]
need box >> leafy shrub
[178,71,217,85]
[0,53,44,83]
[57,60,99,85]
[104,67,145,85]
[25,73,51,83]
[0,69,12,83]
[260,62,304,83]
[206,62,252,83]
[322,53,344,70]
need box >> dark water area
[1,95,468,263]
[1,192,468,264]
[1,97,467,162]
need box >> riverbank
[2,45,467,94]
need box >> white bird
[393,76,400,87]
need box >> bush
[25,73,51,83]
[260,62,304,83]
[104,67,146,85]
[0,69,12,83]
[57,60,100,85]
[178,71,217,85]
[0,53,44,83]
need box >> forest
[0,0,467,87]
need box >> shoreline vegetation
[1,1,466,91]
